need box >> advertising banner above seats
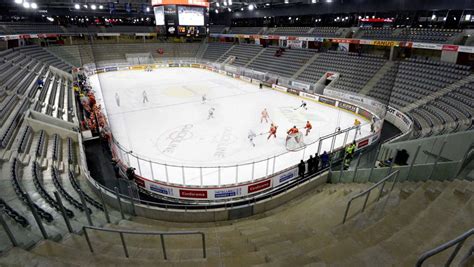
[151,0,209,7]
[208,33,474,54]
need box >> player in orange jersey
[268,123,278,139]
[286,126,299,144]
[287,126,299,135]
[304,121,312,136]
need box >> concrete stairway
[195,42,208,59]
[291,53,321,79]
[0,179,472,266]
[402,74,474,113]
[215,45,236,63]
[48,45,77,66]
[359,61,395,95]
[244,48,267,68]
[77,45,95,65]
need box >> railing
[83,225,206,260]
[416,228,474,267]
[92,162,334,213]
[81,59,385,199]
[110,123,365,187]
[342,170,400,224]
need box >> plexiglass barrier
[80,59,391,200]
[110,123,370,187]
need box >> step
[0,247,75,267]
[315,181,468,265]
[306,182,440,261]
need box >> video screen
[154,6,165,25]
[178,6,204,26]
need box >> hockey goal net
[286,132,305,151]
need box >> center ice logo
[161,124,194,154]
[213,127,234,159]
[278,107,306,125]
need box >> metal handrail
[83,225,206,260]
[111,124,364,169]
[342,170,400,224]
[84,59,385,188]
[85,59,381,170]
[416,228,474,267]
[96,163,333,211]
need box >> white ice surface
[89,68,372,186]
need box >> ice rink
[89,68,372,186]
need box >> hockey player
[287,126,299,135]
[261,108,269,123]
[354,119,361,135]
[208,107,215,120]
[115,92,120,107]
[298,100,308,110]
[201,94,207,104]
[286,126,299,144]
[248,130,256,147]
[142,90,149,103]
[304,121,312,136]
[268,123,278,139]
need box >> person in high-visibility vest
[345,141,356,159]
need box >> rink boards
[82,62,400,201]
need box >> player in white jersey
[208,107,215,119]
[142,90,149,103]
[261,108,269,123]
[201,94,207,104]
[115,92,120,107]
[248,130,256,147]
[297,100,307,110]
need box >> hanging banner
[291,81,310,90]
[288,40,303,49]
[442,45,459,52]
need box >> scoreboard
[152,0,209,37]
